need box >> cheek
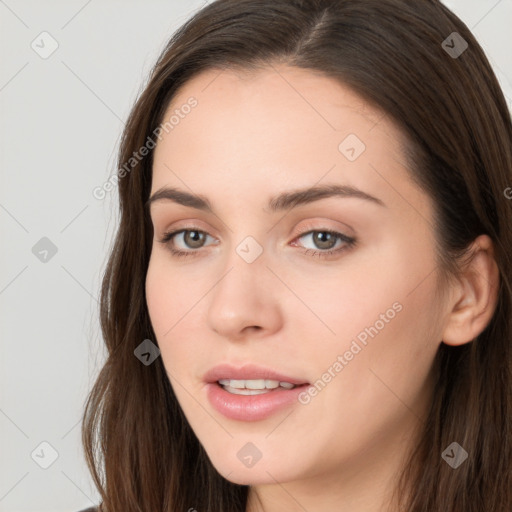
[145,255,195,331]
[304,240,440,405]
[145,256,208,377]
[145,258,183,355]
[145,259,171,332]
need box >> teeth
[217,378,296,392]
[222,386,270,395]
[230,379,247,389]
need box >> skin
[145,65,499,512]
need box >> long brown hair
[82,1,512,510]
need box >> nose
[206,249,284,341]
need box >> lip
[204,363,310,422]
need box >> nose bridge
[206,233,282,338]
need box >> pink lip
[203,363,310,422]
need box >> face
[145,65,447,489]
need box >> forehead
[163,64,391,138]
[150,65,413,210]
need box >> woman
[81,0,512,510]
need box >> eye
[158,227,356,259]
[292,229,356,259]
[158,228,216,258]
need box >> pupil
[186,231,203,248]
[314,232,334,249]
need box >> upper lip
[204,363,309,385]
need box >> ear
[441,234,500,347]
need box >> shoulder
[77,507,98,512]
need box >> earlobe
[441,234,500,347]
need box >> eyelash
[158,227,356,260]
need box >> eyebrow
[146,183,386,213]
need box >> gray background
[0,1,510,511]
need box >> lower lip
[206,382,310,421]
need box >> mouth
[203,364,310,421]
[217,378,300,395]
[204,363,309,390]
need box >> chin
[203,443,305,486]
[214,463,293,486]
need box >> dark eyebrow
[146,183,386,213]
